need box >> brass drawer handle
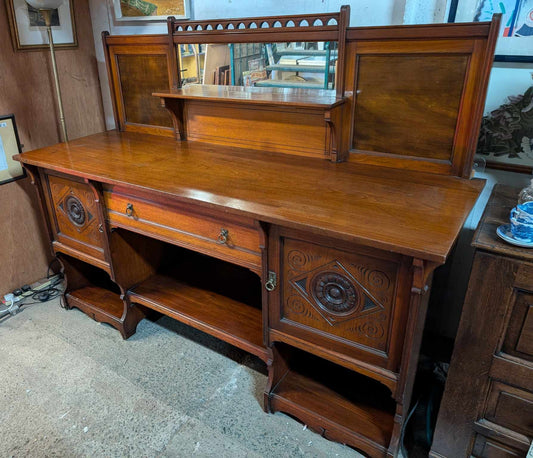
[126,203,134,217]
[217,228,229,245]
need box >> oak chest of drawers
[430,185,533,458]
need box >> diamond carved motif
[289,260,384,325]
[57,190,94,233]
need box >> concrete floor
[0,298,362,457]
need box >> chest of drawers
[430,185,533,457]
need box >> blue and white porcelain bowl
[510,201,533,242]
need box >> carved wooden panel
[280,238,399,353]
[47,175,105,254]
[502,290,533,362]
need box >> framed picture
[476,81,533,173]
[448,0,533,62]
[5,0,77,51]
[0,115,25,186]
[112,0,190,21]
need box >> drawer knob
[98,224,104,233]
[125,203,134,217]
[217,228,229,245]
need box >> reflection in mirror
[178,42,338,90]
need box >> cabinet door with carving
[266,226,412,375]
[41,171,108,267]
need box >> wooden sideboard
[430,185,533,458]
[15,8,499,457]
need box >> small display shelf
[154,84,345,109]
[155,84,349,161]
[267,345,396,456]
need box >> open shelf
[67,286,124,323]
[269,345,395,455]
[154,84,344,109]
[129,274,266,361]
[266,64,336,73]
[126,245,267,361]
[59,253,129,336]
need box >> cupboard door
[267,227,411,377]
[42,172,108,267]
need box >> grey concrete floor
[0,298,363,457]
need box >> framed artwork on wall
[448,0,533,62]
[5,0,77,50]
[0,115,25,185]
[476,84,533,173]
[112,0,190,21]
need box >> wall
[0,0,105,295]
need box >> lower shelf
[268,347,395,457]
[66,286,124,325]
[128,273,268,361]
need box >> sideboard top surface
[15,130,484,263]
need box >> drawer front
[472,435,524,458]
[104,188,262,273]
[484,381,533,438]
[268,232,411,373]
[44,173,106,263]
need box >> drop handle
[217,228,229,245]
[125,203,134,217]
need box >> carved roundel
[65,195,86,226]
[311,271,358,315]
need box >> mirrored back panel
[178,42,338,90]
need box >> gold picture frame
[5,0,78,51]
[0,115,25,185]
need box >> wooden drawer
[472,434,525,457]
[43,172,108,269]
[484,381,533,438]
[104,186,262,274]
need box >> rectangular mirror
[178,41,338,90]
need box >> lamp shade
[26,0,64,9]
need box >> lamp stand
[41,9,68,142]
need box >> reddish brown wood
[265,344,395,457]
[431,185,533,458]
[102,33,174,136]
[14,131,484,264]
[156,86,347,160]
[155,85,344,108]
[15,15,500,457]
[128,273,268,361]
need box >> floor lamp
[25,0,68,142]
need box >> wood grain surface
[15,130,485,264]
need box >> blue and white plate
[496,224,533,248]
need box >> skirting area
[0,299,360,457]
